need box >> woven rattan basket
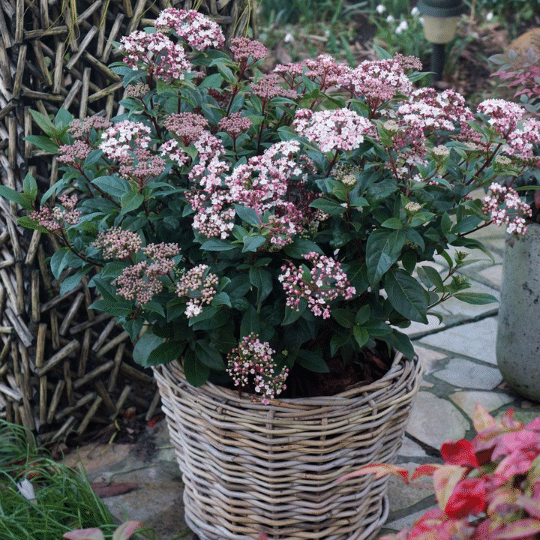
[153,351,422,540]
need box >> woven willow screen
[0,0,253,442]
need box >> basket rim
[157,349,422,410]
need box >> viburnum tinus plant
[4,9,539,402]
[490,50,540,224]
[344,405,540,540]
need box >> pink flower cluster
[164,113,209,145]
[477,99,526,135]
[30,194,81,232]
[230,37,268,65]
[274,55,349,94]
[99,120,151,163]
[279,252,356,319]
[175,264,219,318]
[218,112,252,138]
[155,8,225,50]
[397,88,474,135]
[348,405,540,540]
[186,138,310,242]
[293,108,373,154]
[226,333,289,404]
[482,183,532,235]
[68,116,112,139]
[92,227,142,259]
[116,243,180,305]
[119,30,191,82]
[250,73,297,102]
[119,154,166,183]
[57,140,92,166]
[338,58,414,112]
[504,117,540,161]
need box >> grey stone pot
[496,222,540,402]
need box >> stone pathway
[62,225,540,539]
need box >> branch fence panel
[0,0,253,442]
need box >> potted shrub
[2,9,537,539]
[345,404,540,540]
[490,53,540,402]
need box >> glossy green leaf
[0,186,33,210]
[183,348,210,387]
[366,230,404,286]
[249,267,272,303]
[353,326,369,348]
[243,235,266,252]
[384,269,428,323]
[121,192,144,214]
[332,308,355,328]
[453,292,498,305]
[296,350,330,373]
[195,340,225,370]
[132,333,163,367]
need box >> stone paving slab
[417,317,499,365]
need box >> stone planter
[153,351,422,540]
[496,222,540,402]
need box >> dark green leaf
[216,62,237,84]
[249,267,272,303]
[92,176,130,198]
[330,332,351,357]
[121,192,145,214]
[133,333,163,367]
[188,306,220,327]
[420,266,445,291]
[144,340,186,366]
[243,235,266,252]
[240,305,261,336]
[381,217,403,230]
[282,298,307,325]
[25,135,59,153]
[29,109,56,137]
[384,269,428,323]
[195,341,225,370]
[201,238,237,251]
[402,251,417,274]
[199,73,223,89]
[235,205,261,227]
[50,249,82,279]
[60,267,93,296]
[441,213,452,234]
[89,299,134,317]
[22,174,38,201]
[309,198,346,215]
[183,348,210,387]
[387,329,415,360]
[17,216,48,233]
[453,292,498,305]
[366,230,404,285]
[332,308,355,328]
[353,326,369,348]
[451,216,482,235]
[355,304,371,325]
[283,238,324,258]
[296,350,330,373]
[0,186,33,210]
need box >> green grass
[0,420,154,540]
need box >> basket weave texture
[153,351,422,540]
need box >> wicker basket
[153,351,422,540]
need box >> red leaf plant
[339,405,540,540]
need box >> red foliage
[344,405,540,540]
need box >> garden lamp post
[417,0,465,82]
